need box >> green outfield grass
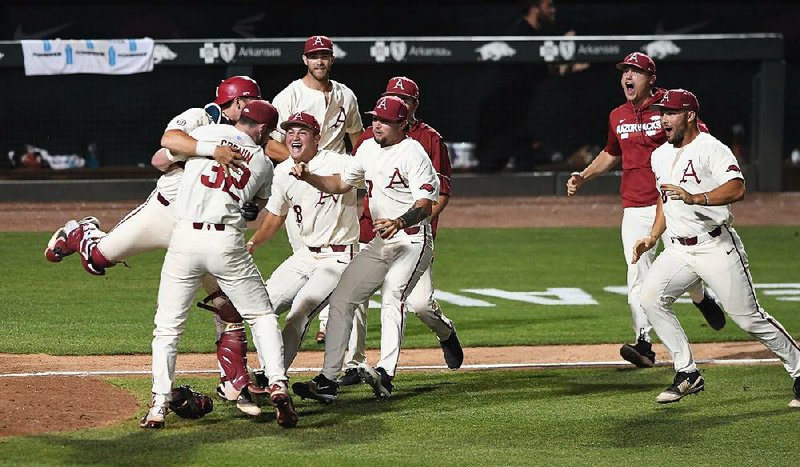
[0,367,798,465]
[0,226,798,355]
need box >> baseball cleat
[269,384,299,428]
[440,328,464,369]
[657,371,705,404]
[620,337,656,368]
[315,330,326,344]
[693,292,726,331]
[139,405,167,429]
[358,364,393,400]
[235,387,262,416]
[292,374,338,404]
[337,367,363,387]
[790,377,800,408]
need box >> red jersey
[354,120,452,242]
[604,88,667,208]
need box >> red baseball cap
[651,88,700,112]
[381,76,420,101]
[366,96,409,122]
[304,35,334,55]
[616,52,656,75]
[280,111,321,133]
[241,100,278,127]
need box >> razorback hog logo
[419,183,435,193]
[475,41,516,61]
[386,168,409,189]
[726,165,741,173]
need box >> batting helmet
[213,76,261,105]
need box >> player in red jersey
[566,53,725,368]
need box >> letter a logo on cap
[313,36,324,46]
[377,98,389,110]
[393,78,405,90]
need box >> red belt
[308,244,350,253]
[193,222,225,231]
[673,226,722,246]
[404,226,420,235]
[157,192,170,206]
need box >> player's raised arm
[567,150,620,196]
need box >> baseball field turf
[1,226,798,465]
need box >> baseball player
[632,89,800,407]
[290,96,439,403]
[266,35,364,343]
[140,100,300,429]
[338,76,463,388]
[242,112,359,371]
[566,52,726,368]
[45,76,268,416]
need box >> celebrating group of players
[43,37,800,429]
[44,35,463,429]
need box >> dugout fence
[0,34,785,192]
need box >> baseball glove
[169,386,214,419]
[240,201,260,222]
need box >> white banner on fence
[21,38,154,76]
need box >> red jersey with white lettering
[604,88,667,208]
[354,120,452,241]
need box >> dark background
[1,0,798,170]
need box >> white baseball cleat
[139,405,167,429]
[657,371,705,404]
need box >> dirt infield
[1,193,796,437]
[1,193,799,232]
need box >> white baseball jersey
[270,79,362,153]
[651,132,743,238]
[156,107,214,202]
[640,132,800,383]
[267,150,359,247]
[175,124,273,230]
[342,137,440,221]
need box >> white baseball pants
[96,190,175,261]
[342,261,454,369]
[263,245,355,371]
[640,225,800,377]
[320,227,433,380]
[150,223,287,406]
[622,205,705,342]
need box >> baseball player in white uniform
[566,53,725,369]
[632,89,800,406]
[45,76,269,417]
[290,96,439,403]
[266,35,364,343]
[140,100,300,429]
[244,112,359,371]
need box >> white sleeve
[255,152,273,200]
[265,171,290,216]
[345,90,363,134]
[405,142,440,202]
[270,88,293,143]
[708,142,744,186]
[165,108,210,134]
[341,151,366,189]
